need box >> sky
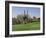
[12,6,40,18]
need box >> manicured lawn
[12,22,40,31]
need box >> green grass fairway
[12,22,40,31]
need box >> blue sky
[12,7,40,17]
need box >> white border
[9,4,43,35]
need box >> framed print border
[5,1,45,37]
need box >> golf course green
[12,22,40,31]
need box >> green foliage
[12,13,40,25]
[12,14,32,25]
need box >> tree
[33,16,36,19]
[38,18,40,21]
[12,10,32,25]
[12,18,17,25]
[17,13,32,24]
